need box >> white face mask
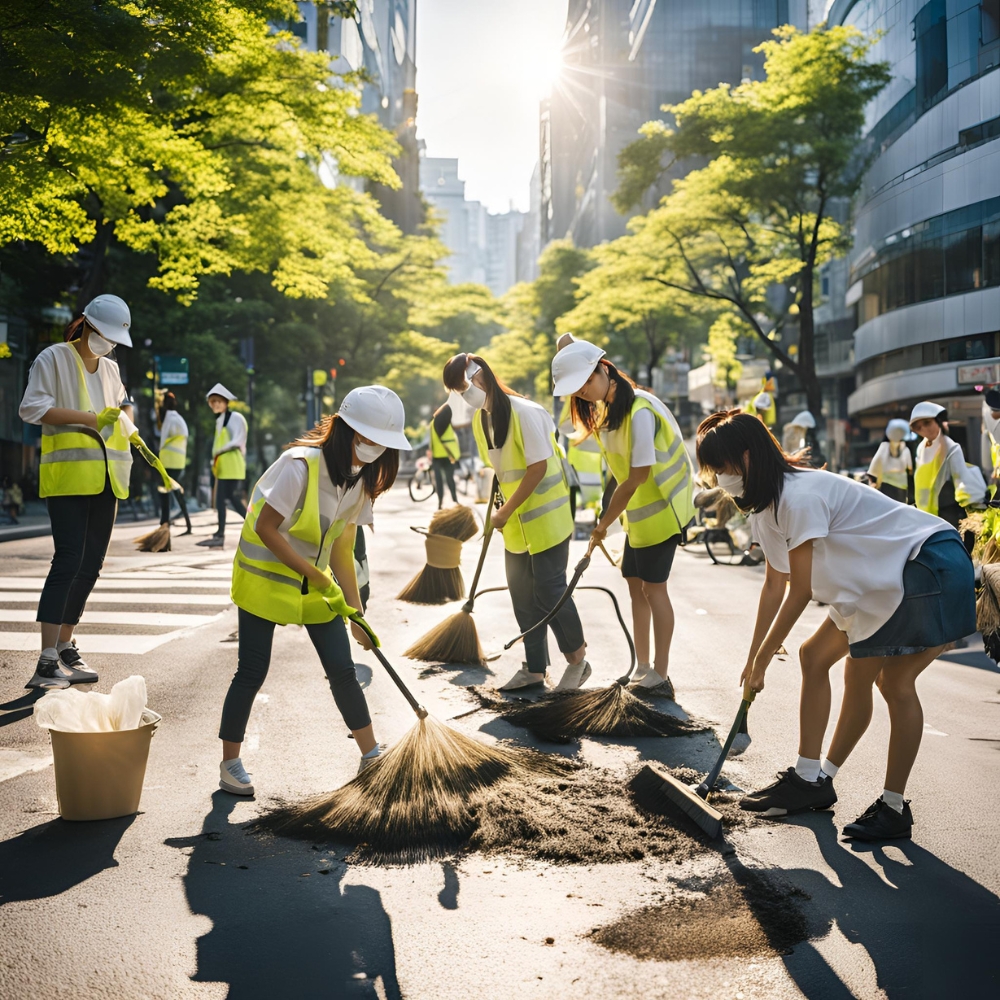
[716,472,745,497]
[463,384,487,410]
[354,441,386,465]
[87,330,115,357]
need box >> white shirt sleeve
[261,458,308,521]
[226,411,248,452]
[782,487,832,552]
[630,409,656,467]
[518,404,556,466]
[355,495,374,527]
[18,351,59,425]
[867,442,886,480]
[948,441,985,503]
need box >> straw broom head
[134,523,171,552]
[428,504,479,541]
[396,520,473,604]
[404,609,486,665]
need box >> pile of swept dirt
[591,867,809,961]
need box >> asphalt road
[1,487,999,999]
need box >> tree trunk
[75,220,114,312]
[316,5,329,53]
[796,266,823,418]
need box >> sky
[416,0,568,214]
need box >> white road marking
[0,748,53,783]
[923,722,948,736]
[0,631,202,654]
[0,608,221,628]
[0,591,231,606]
[0,576,230,589]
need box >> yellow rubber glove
[317,578,358,621]
[96,407,122,432]
[348,613,380,649]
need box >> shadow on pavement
[166,792,401,999]
[781,811,1000,998]
[0,815,135,906]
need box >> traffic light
[312,369,328,387]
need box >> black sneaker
[25,653,70,690]
[842,798,913,841]
[740,767,837,816]
[58,642,98,684]
[196,535,224,547]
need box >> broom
[404,479,502,665]
[261,611,571,857]
[396,505,480,604]
[134,523,171,552]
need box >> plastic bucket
[49,709,161,821]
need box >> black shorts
[621,535,679,584]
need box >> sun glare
[517,38,565,101]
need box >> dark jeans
[216,478,247,535]
[159,486,191,529]
[432,457,457,505]
[37,483,118,625]
[505,537,585,673]
[219,608,372,743]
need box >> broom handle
[462,478,502,613]
[696,683,757,797]
[349,614,428,719]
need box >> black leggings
[432,457,457,504]
[37,484,118,625]
[216,478,247,534]
[159,486,191,529]
[219,608,372,742]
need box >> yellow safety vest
[989,434,1000,474]
[472,403,572,555]
[160,422,187,471]
[915,439,979,513]
[214,412,246,480]
[230,447,350,626]
[430,420,460,461]
[39,343,132,500]
[597,395,695,547]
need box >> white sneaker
[631,662,652,684]
[219,758,254,796]
[25,652,70,690]
[58,641,98,684]
[555,660,592,691]
[635,671,675,699]
[499,664,548,691]
[357,743,388,775]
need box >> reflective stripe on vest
[230,447,348,625]
[39,343,131,500]
[472,405,573,555]
[597,396,695,547]
[214,415,246,480]
[160,432,188,470]
[430,421,460,461]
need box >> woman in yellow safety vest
[198,382,249,548]
[217,385,411,796]
[442,353,591,692]
[17,295,134,690]
[909,401,985,529]
[429,401,461,509]
[552,340,695,700]
[156,391,192,534]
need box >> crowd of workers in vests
[15,291,981,843]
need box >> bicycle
[408,456,435,503]
[700,506,765,567]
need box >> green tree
[704,314,746,395]
[614,26,890,415]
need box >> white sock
[41,646,59,660]
[362,745,381,760]
[882,789,904,813]
[795,756,821,782]
[636,661,651,675]
[820,757,839,780]
[56,639,74,652]
[639,670,668,688]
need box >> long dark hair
[294,415,398,500]
[696,410,804,514]
[572,359,636,434]
[156,391,178,429]
[64,316,87,342]
[442,352,522,449]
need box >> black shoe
[196,535,224,547]
[25,653,70,690]
[740,767,837,816]
[842,798,913,841]
[58,641,99,683]
[179,527,193,536]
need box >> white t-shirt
[750,468,952,642]
[598,389,677,468]
[484,395,555,473]
[867,441,912,490]
[159,410,188,444]
[215,409,248,456]
[19,342,128,424]
[983,402,1000,447]
[915,434,984,505]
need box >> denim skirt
[848,530,976,658]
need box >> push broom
[630,684,757,839]
[403,479,503,665]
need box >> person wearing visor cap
[218,385,411,796]
[17,294,134,690]
[443,352,592,692]
[199,382,249,548]
[866,419,913,504]
[552,340,695,700]
[981,388,1000,481]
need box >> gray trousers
[505,538,585,673]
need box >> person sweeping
[17,294,134,689]
[217,385,412,796]
[156,390,192,534]
[198,383,248,548]
[696,410,975,840]
[429,401,460,509]
[442,353,591,692]
[551,340,695,700]
[866,418,912,504]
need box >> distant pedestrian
[17,294,134,689]
[866,418,912,504]
[429,402,460,509]
[2,478,22,523]
[198,383,248,548]
[156,391,192,534]
[981,388,1000,482]
[697,409,975,841]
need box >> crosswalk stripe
[0,577,230,590]
[0,632,189,654]
[0,592,232,606]
[0,608,221,627]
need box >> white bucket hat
[338,385,412,451]
[790,410,816,429]
[909,401,945,426]
[886,418,910,442]
[551,340,606,396]
[82,294,132,347]
[206,383,237,402]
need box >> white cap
[82,294,132,347]
[790,410,816,429]
[206,383,237,402]
[338,385,412,451]
[909,401,945,426]
[886,418,910,442]
[551,340,606,396]
[753,391,773,411]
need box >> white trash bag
[34,675,148,733]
